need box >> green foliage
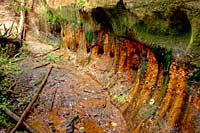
[109,9,133,36]
[0,110,15,129]
[0,56,22,129]
[163,48,172,72]
[150,47,172,119]
[17,94,32,110]
[112,94,126,104]
[43,53,65,64]
[0,56,21,76]
[0,56,21,102]
[15,43,30,58]
[77,0,86,9]
[189,68,200,82]
[152,46,172,72]
[47,9,68,31]
[162,75,169,95]
[9,0,30,14]
[155,47,171,94]
[85,32,93,43]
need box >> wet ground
[14,47,127,133]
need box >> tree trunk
[18,0,25,40]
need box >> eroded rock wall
[60,16,200,132]
[43,0,200,66]
[29,0,200,132]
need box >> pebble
[111,122,117,127]
[149,98,155,105]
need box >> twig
[34,47,60,58]
[10,66,53,133]
[9,81,16,90]
[10,58,24,63]
[3,108,38,133]
[50,88,57,111]
[33,62,50,69]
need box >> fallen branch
[11,58,24,63]
[9,81,16,90]
[3,108,38,133]
[10,66,53,133]
[33,62,50,69]
[34,47,60,58]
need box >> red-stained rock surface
[14,26,199,132]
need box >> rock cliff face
[44,0,200,66]
[31,0,200,132]
[60,20,199,132]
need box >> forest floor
[7,40,127,133]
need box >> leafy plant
[17,94,32,109]
[85,31,93,43]
[43,53,65,64]
[112,94,126,104]
[163,48,172,72]
[0,56,21,76]
[47,9,68,32]
[189,68,200,82]
[77,0,86,9]
[8,0,30,14]
[0,110,15,129]
[0,56,22,129]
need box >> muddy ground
[13,43,127,133]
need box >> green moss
[189,68,200,82]
[43,53,65,64]
[108,9,137,36]
[162,75,169,95]
[140,57,147,77]
[153,47,172,94]
[112,94,126,104]
[85,31,93,43]
[163,48,172,72]
[46,9,68,32]
[135,20,191,49]
[0,56,21,76]
[0,110,15,129]
[59,6,81,30]
[77,0,86,9]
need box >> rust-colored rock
[60,26,200,132]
